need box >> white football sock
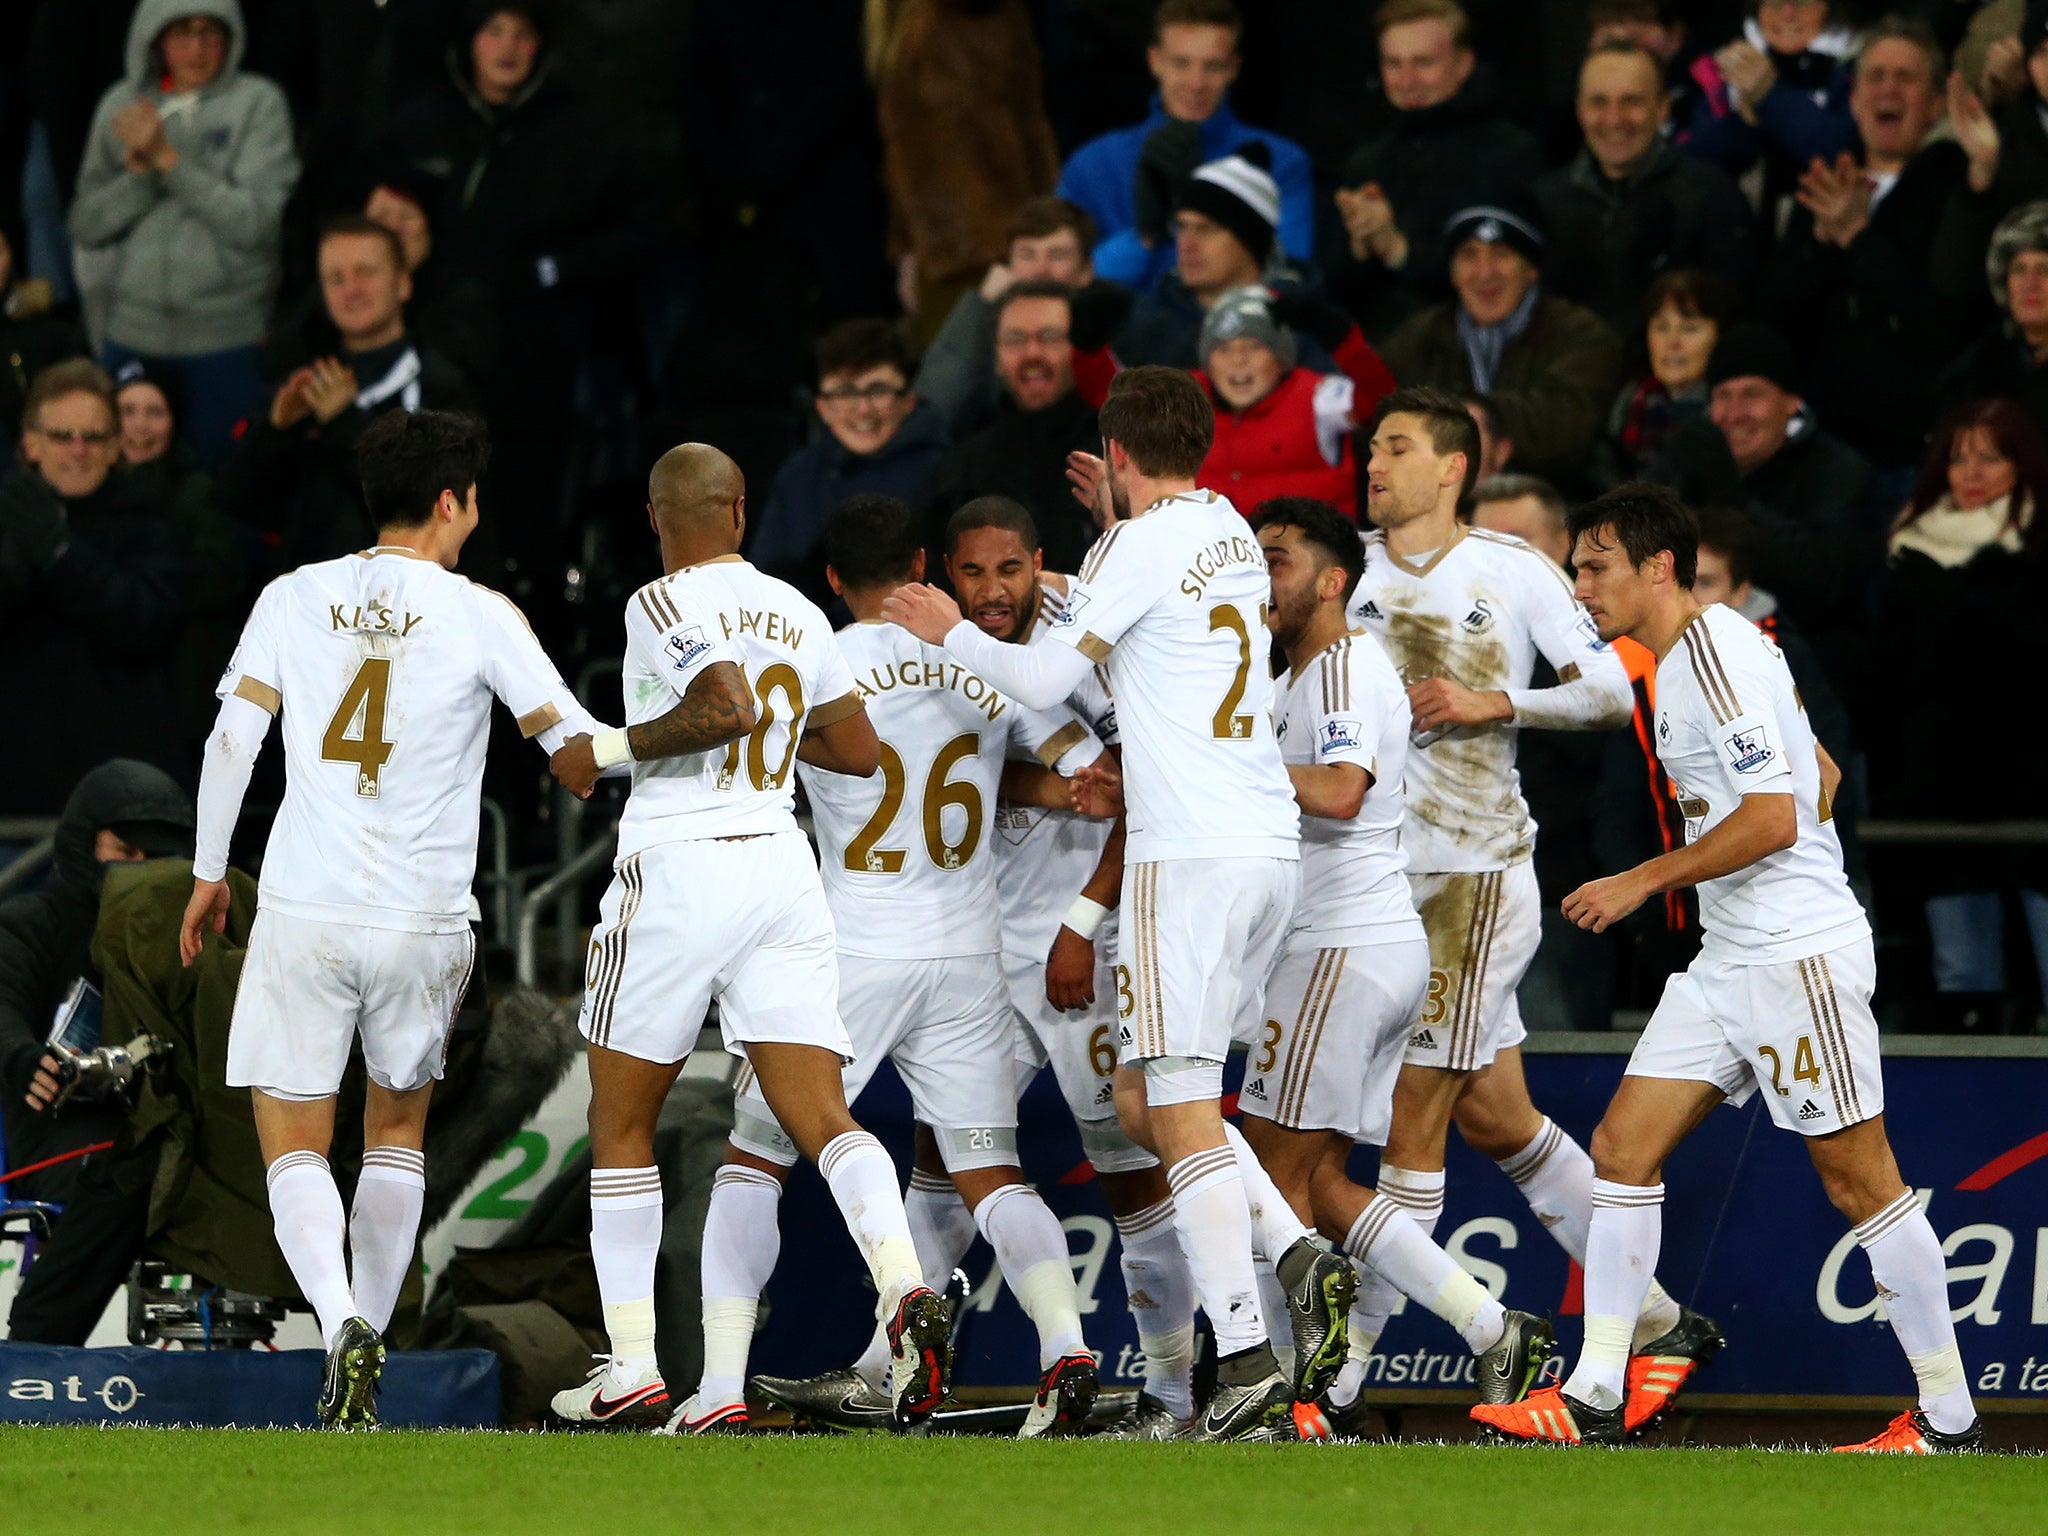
[818,1131,921,1313]
[1497,1118,1680,1348]
[697,1165,783,1408]
[853,1169,976,1391]
[1346,1165,1443,1359]
[349,1145,426,1335]
[975,1181,1086,1368]
[1562,1179,1663,1411]
[590,1164,664,1373]
[1115,1197,1196,1419]
[1856,1192,1976,1435]
[1221,1122,1312,1260]
[266,1150,357,1349]
[1343,1194,1503,1353]
[1164,1145,1265,1357]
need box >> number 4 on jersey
[322,657,395,798]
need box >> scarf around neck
[1457,285,1539,394]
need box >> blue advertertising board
[0,1345,500,1427]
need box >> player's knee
[1113,1079,1154,1153]
[1587,1116,1655,1185]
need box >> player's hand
[879,582,964,645]
[1406,677,1512,733]
[179,878,231,968]
[551,734,600,799]
[978,260,1015,303]
[304,357,359,424]
[1068,759,1124,820]
[1561,872,1649,933]
[25,1051,63,1111]
[269,368,315,430]
[1066,451,1114,528]
[1046,927,1097,1012]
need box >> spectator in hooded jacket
[1869,398,2048,1031]
[1059,0,1315,292]
[1191,286,1396,519]
[1379,198,1624,487]
[1533,41,1756,336]
[1682,0,1860,222]
[1326,0,1544,341]
[1939,199,2048,435]
[750,320,949,613]
[1764,19,1967,469]
[0,362,187,814]
[68,1,299,468]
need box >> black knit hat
[1176,142,1281,268]
[1443,192,1546,270]
[1706,321,1803,396]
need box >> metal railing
[515,829,616,989]
[0,819,59,902]
[1856,821,2048,846]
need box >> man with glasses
[0,361,188,815]
[750,319,949,613]
[927,281,1104,575]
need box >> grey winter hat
[1987,200,2048,310]
[1199,286,1298,372]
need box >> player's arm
[1000,761,1073,810]
[1502,568,1632,732]
[1562,792,1795,933]
[1049,812,1126,1013]
[795,694,881,777]
[183,594,283,966]
[475,589,619,767]
[1002,700,1109,812]
[1288,763,1371,820]
[884,584,1097,709]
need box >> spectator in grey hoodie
[69,1,299,468]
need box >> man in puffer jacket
[68,0,299,468]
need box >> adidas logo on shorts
[1798,1099,1824,1122]
[1409,1027,1437,1049]
[1243,1077,1267,1099]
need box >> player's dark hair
[1098,365,1215,479]
[356,408,490,529]
[1566,480,1698,588]
[318,212,407,273]
[815,317,917,385]
[1008,195,1097,253]
[1371,385,1481,508]
[1252,497,1365,603]
[946,494,1040,556]
[1693,504,1755,589]
[1155,0,1242,44]
[823,494,922,588]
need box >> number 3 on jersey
[1209,602,1267,740]
[322,656,395,798]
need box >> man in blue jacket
[1057,0,1313,293]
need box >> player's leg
[251,1090,354,1342]
[348,1081,432,1336]
[1457,1050,1692,1351]
[683,1120,789,1435]
[1351,1062,1465,1364]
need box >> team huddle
[179,373,1980,1453]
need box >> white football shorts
[1115,856,1298,1068]
[732,952,1020,1172]
[226,909,475,1098]
[1404,861,1540,1073]
[578,830,853,1067]
[1628,937,1884,1137]
[1239,934,1431,1144]
[1006,941,1157,1174]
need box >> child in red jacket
[1192,286,1395,519]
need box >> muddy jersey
[1348,526,1624,873]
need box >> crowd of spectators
[2,0,2044,1031]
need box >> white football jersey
[1652,603,1869,965]
[1273,629,1423,945]
[1348,526,1623,873]
[1048,491,1299,863]
[804,621,1101,960]
[994,578,1121,966]
[615,557,857,858]
[217,550,593,933]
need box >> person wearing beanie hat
[1189,286,1395,519]
[1177,147,1281,270]
[1380,195,1622,485]
[1058,0,1315,294]
[1937,199,2048,439]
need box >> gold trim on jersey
[1318,637,1355,712]
[1557,662,1581,683]
[1382,523,1465,579]
[1079,523,1126,583]
[516,702,564,739]
[677,553,748,569]
[638,580,683,631]
[1077,632,1113,663]
[1677,611,1741,725]
[807,690,866,728]
[1679,797,1709,819]
[1035,721,1088,767]
[233,676,281,714]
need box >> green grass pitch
[6,1428,2043,1536]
